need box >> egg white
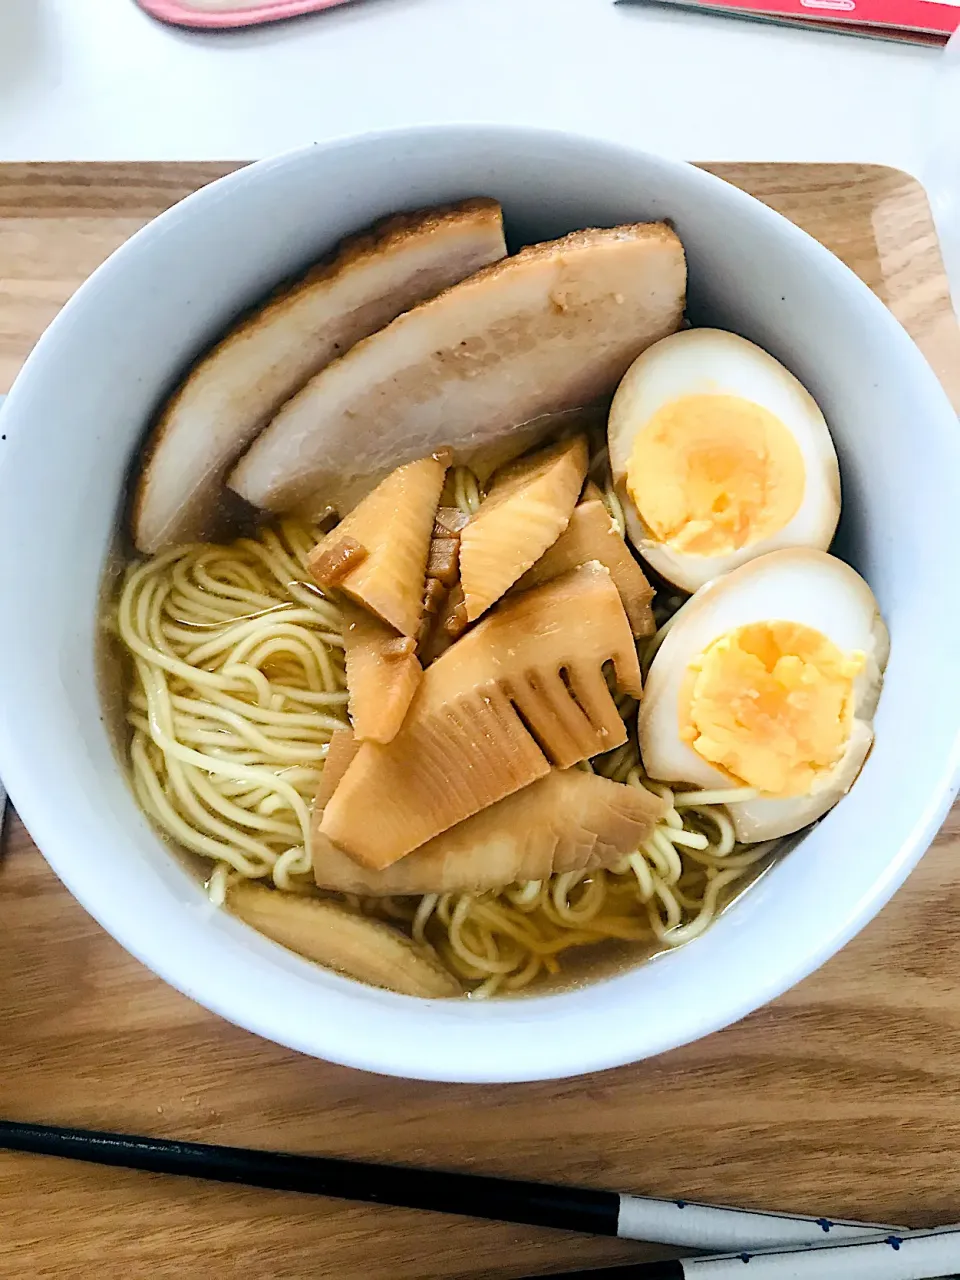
[608,329,841,592]
[638,548,889,842]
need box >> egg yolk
[626,395,805,556]
[680,621,865,796]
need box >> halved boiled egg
[608,329,841,592]
[638,549,888,843]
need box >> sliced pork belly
[132,198,505,552]
[228,223,686,516]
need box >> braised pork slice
[132,198,505,553]
[319,562,642,869]
[228,223,687,515]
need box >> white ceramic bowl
[1,127,959,1084]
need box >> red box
[625,0,960,45]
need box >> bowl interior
[1,127,959,1082]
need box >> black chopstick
[0,1119,900,1251]
[0,1119,614,1236]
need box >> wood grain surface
[1,162,959,1280]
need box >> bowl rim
[2,123,960,1082]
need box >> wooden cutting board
[0,163,958,1280]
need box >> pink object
[136,0,353,29]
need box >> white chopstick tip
[616,1192,904,1251]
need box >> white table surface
[0,0,947,175]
